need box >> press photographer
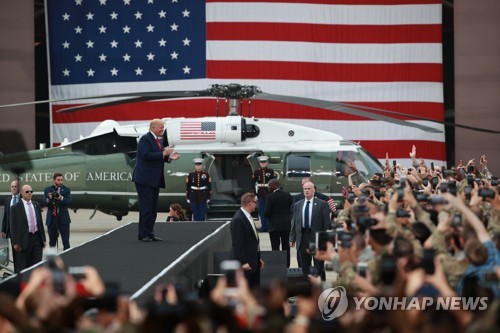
[43,172,72,250]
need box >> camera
[452,214,462,228]
[423,249,436,275]
[431,176,439,188]
[422,178,429,187]
[439,182,448,193]
[68,266,86,281]
[357,216,378,230]
[429,196,448,205]
[416,193,428,202]
[51,191,60,199]
[397,188,405,202]
[479,188,495,200]
[220,260,240,296]
[357,262,368,278]
[45,248,65,294]
[430,162,435,171]
[396,208,411,218]
[447,181,457,196]
[340,232,353,249]
[467,165,475,174]
[316,231,329,251]
[464,186,472,200]
[381,255,397,285]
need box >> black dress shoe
[151,236,163,241]
[141,237,153,242]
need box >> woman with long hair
[166,203,187,222]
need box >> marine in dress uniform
[252,156,276,232]
[186,158,211,221]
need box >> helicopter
[0,84,497,220]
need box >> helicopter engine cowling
[165,116,253,146]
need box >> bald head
[21,184,33,202]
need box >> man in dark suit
[1,180,20,270]
[290,181,330,279]
[133,119,180,242]
[291,176,335,268]
[10,184,46,273]
[264,179,293,267]
[230,192,264,288]
[43,172,72,250]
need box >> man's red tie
[155,137,162,151]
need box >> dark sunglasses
[25,190,34,193]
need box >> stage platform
[2,221,232,305]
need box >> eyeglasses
[25,190,33,193]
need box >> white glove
[187,199,190,204]
[206,199,210,203]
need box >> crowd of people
[1,145,499,332]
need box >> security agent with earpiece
[186,158,211,221]
[252,156,277,232]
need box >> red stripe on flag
[208,23,442,44]
[207,61,443,83]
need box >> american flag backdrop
[46,0,445,165]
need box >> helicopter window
[357,148,384,175]
[286,155,311,178]
[336,149,383,177]
[336,150,369,177]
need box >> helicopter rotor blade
[55,92,211,113]
[0,89,212,110]
[253,93,443,134]
[336,102,500,134]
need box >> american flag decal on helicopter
[180,121,216,140]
